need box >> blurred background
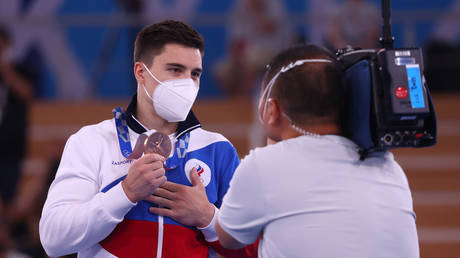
[0,0,459,257]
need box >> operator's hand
[121,153,166,203]
[146,167,215,228]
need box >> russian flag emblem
[196,165,204,176]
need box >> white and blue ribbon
[113,107,132,158]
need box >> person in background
[0,25,34,258]
[214,0,293,99]
[327,0,380,49]
[0,25,34,210]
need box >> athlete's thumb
[190,167,203,187]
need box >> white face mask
[142,63,199,122]
[258,59,333,123]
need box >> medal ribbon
[113,107,190,167]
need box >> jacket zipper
[157,215,164,258]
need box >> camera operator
[215,44,419,258]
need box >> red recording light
[395,86,408,99]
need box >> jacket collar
[124,94,201,139]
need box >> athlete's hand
[146,167,215,228]
[122,153,166,203]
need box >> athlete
[39,20,256,258]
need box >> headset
[337,0,437,160]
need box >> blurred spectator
[424,0,460,91]
[0,25,34,209]
[214,0,293,148]
[327,0,380,50]
[0,25,35,258]
[214,0,293,99]
[307,0,338,46]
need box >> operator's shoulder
[188,128,234,151]
[241,141,280,162]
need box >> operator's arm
[200,207,260,257]
[203,141,260,257]
[216,216,246,249]
[39,129,136,257]
[216,150,266,250]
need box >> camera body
[338,47,437,158]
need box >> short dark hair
[263,44,344,125]
[133,20,204,66]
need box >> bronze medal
[127,132,172,160]
[144,132,172,159]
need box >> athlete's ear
[134,62,146,83]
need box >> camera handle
[379,0,395,49]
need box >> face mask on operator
[142,63,199,122]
